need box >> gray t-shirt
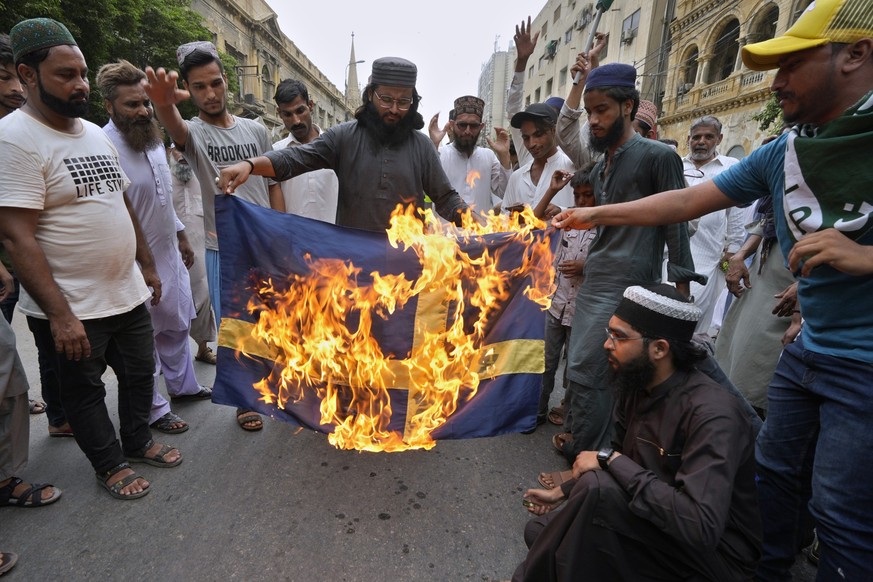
[182,116,273,250]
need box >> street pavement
[2,313,818,581]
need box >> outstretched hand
[217,161,253,194]
[144,66,190,107]
[552,207,596,231]
[514,16,540,63]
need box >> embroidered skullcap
[510,103,558,128]
[453,95,484,118]
[545,96,565,111]
[613,284,701,342]
[176,40,219,67]
[743,0,873,71]
[585,62,636,90]
[636,99,658,129]
[10,18,77,64]
[370,57,417,88]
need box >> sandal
[149,411,189,434]
[537,469,574,490]
[48,422,74,438]
[126,439,182,468]
[170,386,212,402]
[547,405,564,426]
[236,408,263,431]
[0,477,62,507]
[29,399,46,415]
[552,432,573,454]
[95,462,149,500]
[195,346,217,365]
[0,551,18,576]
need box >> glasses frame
[454,121,484,132]
[604,327,648,348]
[372,91,413,111]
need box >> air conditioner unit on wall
[621,28,637,44]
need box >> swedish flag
[212,195,555,446]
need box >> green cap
[10,18,77,64]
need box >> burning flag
[212,195,557,451]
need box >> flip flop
[236,409,263,431]
[537,470,574,490]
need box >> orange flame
[238,205,555,452]
[465,170,481,190]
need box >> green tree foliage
[752,93,784,136]
[0,0,212,125]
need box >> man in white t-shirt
[145,41,285,432]
[0,18,182,500]
[272,78,338,223]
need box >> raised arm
[144,66,191,149]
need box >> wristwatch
[597,448,615,470]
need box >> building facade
[658,0,813,158]
[190,0,353,138]
[478,49,513,143]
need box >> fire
[238,205,555,452]
[465,170,481,190]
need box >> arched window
[749,4,780,44]
[261,64,274,102]
[679,45,699,94]
[726,144,746,160]
[791,0,814,24]
[707,18,740,84]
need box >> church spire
[346,32,362,109]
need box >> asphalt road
[2,313,818,581]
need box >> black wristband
[242,159,255,173]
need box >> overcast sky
[274,1,541,128]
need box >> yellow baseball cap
[742,0,873,71]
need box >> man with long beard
[429,95,511,217]
[98,60,212,435]
[512,285,760,581]
[0,18,182,500]
[554,63,700,462]
[216,57,470,232]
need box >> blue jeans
[756,335,873,581]
[27,304,156,473]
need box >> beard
[690,147,715,162]
[608,351,656,406]
[589,114,626,154]
[453,134,479,156]
[170,157,193,183]
[38,76,89,118]
[116,116,164,153]
[356,102,419,147]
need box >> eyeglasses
[683,169,705,180]
[372,91,413,111]
[454,122,483,132]
[604,327,647,347]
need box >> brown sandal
[537,469,574,490]
[552,432,573,453]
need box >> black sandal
[0,477,62,507]
[95,462,149,500]
[126,439,182,468]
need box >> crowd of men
[2,1,872,578]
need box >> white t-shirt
[0,111,150,319]
[273,126,338,223]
